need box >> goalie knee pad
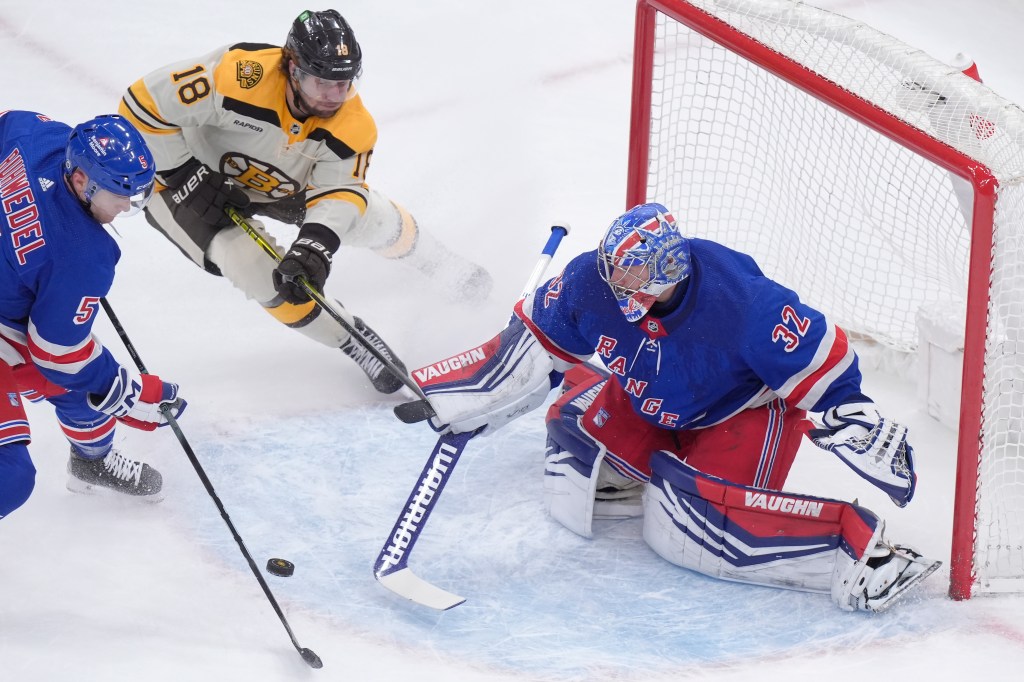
[643,450,890,601]
[544,365,643,538]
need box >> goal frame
[626,0,998,600]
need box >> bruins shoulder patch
[236,60,264,89]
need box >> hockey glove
[273,223,338,304]
[809,401,917,507]
[87,367,187,432]
[162,157,249,228]
[406,317,560,436]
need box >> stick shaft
[225,207,426,401]
[99,298,322,668]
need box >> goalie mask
[598,203,691,322]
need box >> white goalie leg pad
[543,439,602,538]
[543,441,644,538]
[642,451,884,597]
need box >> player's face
[290,64,351,117]
[71,169,153,223]
[608,262,653,295]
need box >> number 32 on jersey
[772,304,810,352]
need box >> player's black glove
[162,157,250,227]
[273,223,339,304]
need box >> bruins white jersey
[119,43,375,237]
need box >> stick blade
[394,399,435,424]
[375,568,466,610]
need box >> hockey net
[628,0,1024,599]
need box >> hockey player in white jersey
[401,203,941,612]
[118,9,493,394]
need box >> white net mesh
[639,0,1024,593]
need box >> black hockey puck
[266,558,295,577]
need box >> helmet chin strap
[287,76,315,119]
[286,61,320,119]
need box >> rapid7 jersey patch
[772,304,810,352]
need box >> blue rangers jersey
[0,111,122,395]
[515,239,864,430]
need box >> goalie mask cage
[627,0,1024,600]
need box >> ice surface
[3,1,1024,680]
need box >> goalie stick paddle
[373,429,479,610]
[100,298,323,669]
[225,206,431,412]
[392,222,571,425]
[375,222,571,608]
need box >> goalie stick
[392,223,572,425]
[99,298,323,669]
[225,206,431,411]
[374,222,570,609]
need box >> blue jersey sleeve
[515,252,600,364]
[741,280,864,412]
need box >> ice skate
[341,316,409,394]
[67,447,164,501]
[835,541,941,612]
[399,230,494,303]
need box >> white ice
[2,1,1024,680]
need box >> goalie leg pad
[543,365,651,536]
[643,450,884,599]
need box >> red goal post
[627,0,1024,599]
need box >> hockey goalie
[402,203,940,613]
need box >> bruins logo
[221,154,299,199]
[236,60,264,89]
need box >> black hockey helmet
[283,9,362,81]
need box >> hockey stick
[393,223,572,424]
[224,206,430,408]
[99,298,323,670]
[373,222,570,610]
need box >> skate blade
[868,559,942,613]
[66,475,165,503]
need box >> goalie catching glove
[87,366,187,431]
[809,401,916,507]
[401,317,566,436]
